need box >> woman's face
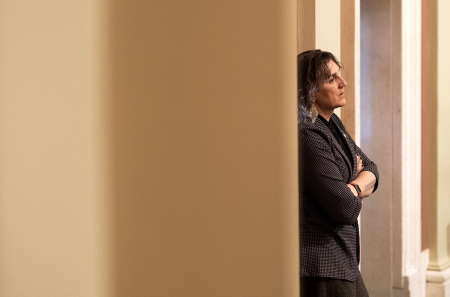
[314,60,347,115]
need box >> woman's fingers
[356,154,364,175]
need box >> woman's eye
[329,77,335,82]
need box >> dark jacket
[299,113,379,281]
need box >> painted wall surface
[434,0,450,270]
[0,1,111,296]
[0,0,299,296]
[315,0,341,59]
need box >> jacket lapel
[314,116,354,179]
[330,114,357,179]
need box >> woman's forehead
[327,60,340,72]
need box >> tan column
[298,0,315,54]
[421,0,436,254]
[110,0,298,295]
[340,0,360,140]
[0,0,299,296]
[0,1,111,296]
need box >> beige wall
[0,0,111,296]
[315,0,341,59]
[429,0,450,271]
[425,0,450,271]
[0,0,298,296]
[425,1,450,296]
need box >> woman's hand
[347,184,358,197]
[349,154,376,199]
[356,154,364,176]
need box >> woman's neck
[318,111,333,122]
[314,104,334,121]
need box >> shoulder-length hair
[297,50,342,123]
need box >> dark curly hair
[297,50,342,123]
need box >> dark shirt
[317,115,354,168]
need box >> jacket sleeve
[353,141,379,193]
[300,126,362,224]
[334,115,380,193]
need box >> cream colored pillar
[0,0,299,296]
[426,0,450,295]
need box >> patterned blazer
[299,113,379,281]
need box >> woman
[298,49,379,297]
